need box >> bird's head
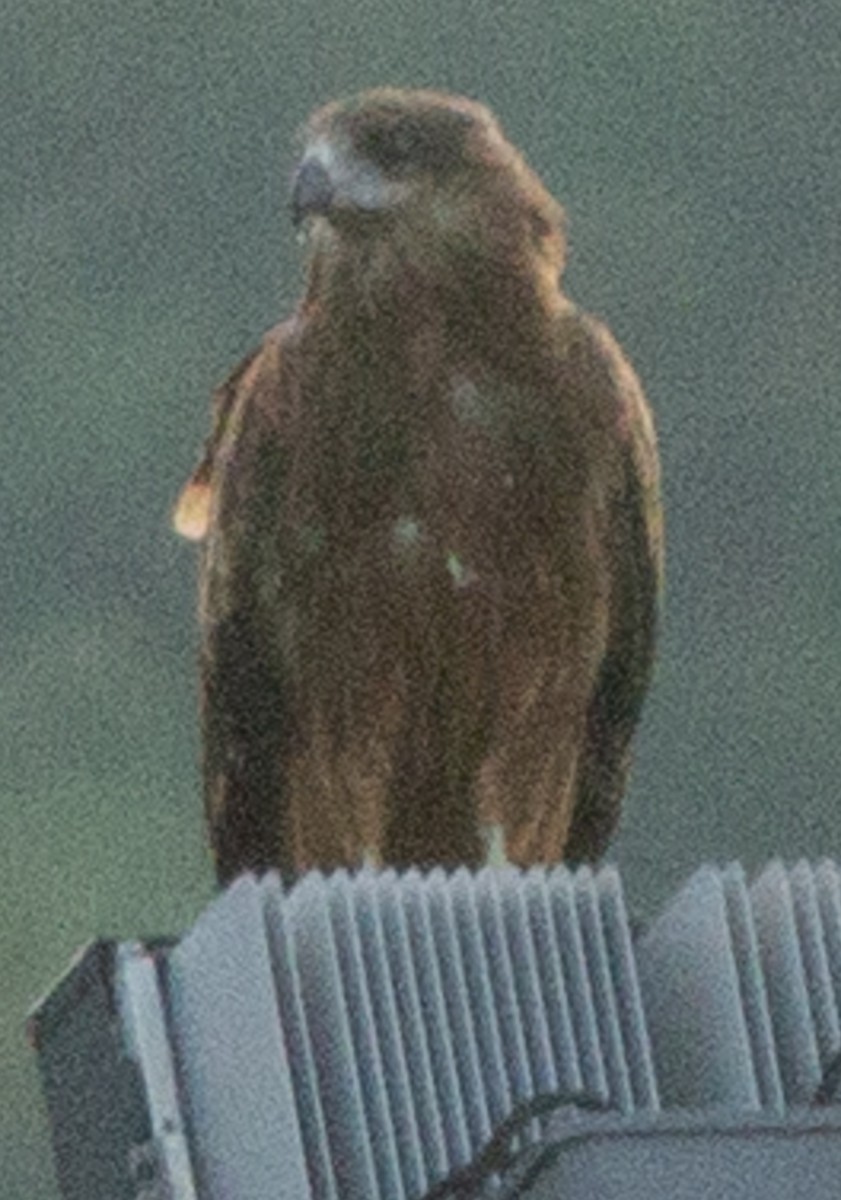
[291,88,566,312]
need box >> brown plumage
[174,87,663,886]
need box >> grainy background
[4,2,841,1194]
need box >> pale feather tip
[172,480,211,541]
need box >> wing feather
[564,318,663,861]
[191,334,295,884]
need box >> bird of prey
[174,87,663,887]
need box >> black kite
[174,88,663,886]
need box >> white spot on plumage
[450,378,484,424]
[392,516,422,549]
[446,551,479,590]
[482,824,508,866]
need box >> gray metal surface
[638,860,841,1115]
[721,862,784,1112]
[258,865,654,1197]
[165,874,311,1200]
[161,864,654,1199]
[751,860,822,1102]
[637,864,760,1108]
[30,860,841,1200]
[115,945,198,1200]
[523,1105,841,1200]
[28,940,197,1200]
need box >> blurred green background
[4,1,841,1194]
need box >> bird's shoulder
[544,304,662,577]
[543,306,648,434]
[172,317,298,542]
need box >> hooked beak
[290,157,335,226]
[290,139,408,229]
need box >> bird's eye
[356,108,474,176]
[363,119,425,172]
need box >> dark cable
[420,1089,614,1200]
[813,1045,841,1105]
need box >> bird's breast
[274,369,528,666]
